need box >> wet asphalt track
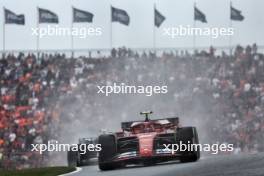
[69,153,264,176]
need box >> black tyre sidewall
[98,134,118,170]
[67,150,78,167]
[177,127,200,162]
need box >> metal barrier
[0,45,263,58]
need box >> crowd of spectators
[0,44,263,169]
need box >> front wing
[103,150,184,164]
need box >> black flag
[4,8,25,25]
[231,6,244,21]
[38,8,59,23]
[73,7,93,23]
[194,7,207,23]
[111,6,130,26]
[155,8,165,27]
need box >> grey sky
[0,0,263,51]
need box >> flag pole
[153,3,156,54]
[229,1,233,56]
[193,2,196,54]
[71,6,74,58]
[110,6,113,51]
[2,7,6,59]
[36,7,40,59]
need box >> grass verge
[0,166,76,176]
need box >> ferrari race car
[67,138,98,167]
[98,111,200,170]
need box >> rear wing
[121,117,179,131]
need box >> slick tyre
[177,127,200,162]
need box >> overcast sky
[0,0,263,51]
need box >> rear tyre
[98,134,119,170]
[177,127,200,162]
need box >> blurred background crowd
[0,44,264,169]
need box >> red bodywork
[114,118,179,162]
[137,132,157,157]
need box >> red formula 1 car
[98,111,200,170]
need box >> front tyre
[67,150,78,167]
[98,134,119,170]
[177,127,200,162]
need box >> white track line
[58,167,82,176]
